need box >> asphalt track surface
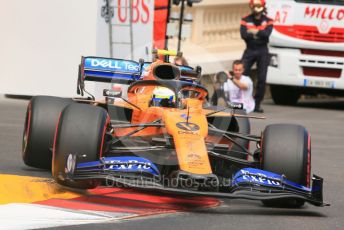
[1,96,344,230]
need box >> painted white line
[0,203,133,230]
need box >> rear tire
[261,124,311,208]
[22,96,73,169]
[270,85,300,105]
[52,103,109,189]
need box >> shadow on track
[297,98,344,111]
[193,204,327,217]
[5,94,32,100]
[265,98,344,111]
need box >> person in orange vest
[240,0,273,113]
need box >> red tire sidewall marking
[260,131,264,168]
[99,115,110,159]
[23,101,32,155]
[52,112,62,174]
[307,134,311,187]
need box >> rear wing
[80,56,143,83]
[77,56,144,96]
[77,56,202,96]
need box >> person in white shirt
[223,60,255,113]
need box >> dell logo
[90,59,121,69]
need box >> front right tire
[261,124,311,208]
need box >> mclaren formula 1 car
[22,50,328,208]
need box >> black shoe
[254,107,264,113]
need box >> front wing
[67,156,328,207]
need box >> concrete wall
[0,0,155,98]
[0,0,101,97]
[169,0,249,74]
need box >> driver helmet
[151,87,175,107]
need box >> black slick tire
[22,96,73,169]
[52,103,109,189]
[261,124,311,208]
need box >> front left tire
[52,103,110,189]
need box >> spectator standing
[240,0,273,113]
